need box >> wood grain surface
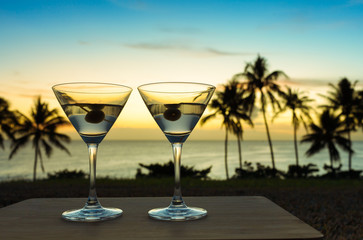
[0,196,323,240]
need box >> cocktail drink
[52,83,132,222]
[138,82,215,221]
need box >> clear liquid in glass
[147,103,206,143]
[62,103,123,144]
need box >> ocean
[1,140,362,181]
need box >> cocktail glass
[138,82,215,221]
[52,82,132,222]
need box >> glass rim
[52,82,132,94]
[137,82,215,93]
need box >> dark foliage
[286,164,319,178]
[233,161,285,179]
[136,161,212,179]
[234,161,361,179]
[321,164,362,179]
[336,170,362,179]
[47,169,87,180]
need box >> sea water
[1,140,362,181]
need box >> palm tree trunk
[293,123,299,167]
[33,143,38,182]
[261,105,276,171]
[237,134,242,169]
[347,130,352,172]
[224,129,229,179]
[329,151,335,176]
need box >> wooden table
[0,196,323,240]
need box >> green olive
[85,110,105,123]
[164,106,181,121]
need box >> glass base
[62,207,123,222]
[148,206,207,221]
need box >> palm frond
[48,132,71,143]
[8,135,31,159]
[41,139,53,158]
[328,142,340,162]
[266,90,281,113]
[265,70,288,82]
[200,113,217,125]
[47,137,71,155]
[335,135,353,153]
[305,141,325,157]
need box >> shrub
[286,163,319,178]
[136,161,212,180]
[233,161,285,179]
[47,169,87,180]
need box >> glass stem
[85,143,101,209]
[171,143,186,208]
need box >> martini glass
[52,82,132,222]
[138,82,215,221]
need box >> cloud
[285,78,363,89]
[124,41,254,57]
[205,48,253,56]
[1,81,53,100]
[259,20,350,33]
[124,42,188,50]
[78,40,90,45]
[14,80,31,85]
[158,27,202,35]
[17,93,54,100]
[12,71,20,76]
[283,78,332,87]
[258,11,350,33]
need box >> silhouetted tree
[301,110,352,176]
[320,78,359,172]
[232,121,244,169]
[9,96,71,181]
[274,87,314,169]
[236,55,287,173]
[355,89,363,133]
[201,79,252,179]
[226,79,253,170]
[0,97,17,149]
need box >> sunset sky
[1,0,363,140]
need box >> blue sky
[1,0,363,139]
[2,0,362,78]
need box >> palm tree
[301,110,352,175]
[236,55,287,172]
[320,78,358,171]
[9,96,71,181]
[233,121,244,169]
[201,79,252,179]
[355,89,363,133]
[274,87,314,168]
[0,97,17,149]
[228,80,254,170]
